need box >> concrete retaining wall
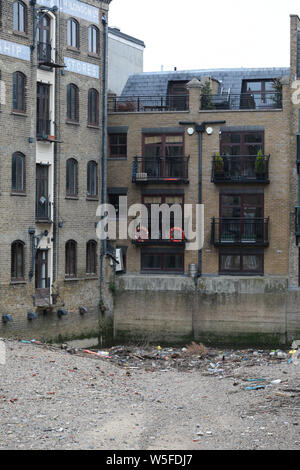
[113,275,300,346]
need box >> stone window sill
[11,111,27,117]
[11,192,26,196]
[66,120,80,126]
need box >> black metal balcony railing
[36,197,52,222]
[133,226,185,246]
[132,156,189,183]
[201,92,282,111]
[37,42,52,63]
[211,155,270,183]
[108,95,189,113]
[211,218,269,246]
[36,118,51,139]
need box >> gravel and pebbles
[0,339,299,450]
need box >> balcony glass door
[143,134,184,180]
[220,194,263,242]
[37,14,51,62]
[37,82,50,137]
[36,164,49,220]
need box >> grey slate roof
[121,67,290,97]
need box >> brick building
[0,0,112,342]
[106,16,300,345]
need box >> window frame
[67,83,79,123]
[67,18,79,49]
[65,240,77,278]
[88,88,99,126]
[11,240,25,281]
[219,249,264,275]
[87,160,98,198]
[13,0,27,34]
[66,158,78,198]
[108,133,127,159]
[220,131,264,156]
[219,193,264,219]
[141,249,184,273]
[86,240,97,275]
[12,152,25,193]
[88,25,100,55]
[12,71,26,113]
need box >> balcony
[133,226,185,246]
[36,118,51,140]
[37,42,52,64]
[211,218,269,246]
[201,92,282,111]
[108,95,189,113]
[132,156,189,184]
[36,196,52,223]
[211,155,270,184]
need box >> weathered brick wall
[0,0,112,342]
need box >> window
[67,18,79,49]
[141,249,184,273]
[221,131,264,156]
[88,25,99,54]
[87,161,98,197]
[65,240,77,278]
[86,240,97,275]
[107,191,127,219]
[12,152,25,193]
[143,133,184,178]
[67,84,79,122]
[241,80,277,108]
[167,81,189,110]
[13,71,26,113]
[37,14,51,63]
[88,88,99,126]
[66,158,78,197]
[219,249,264,275]
[108,134,127,159]
[217,193,266,245]
[13,0,26,33]
[36,82,50,138]
[11,241,25,281]
[142,194,184,240]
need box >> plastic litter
[245,385,265,391]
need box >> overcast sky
[109,0,300,72]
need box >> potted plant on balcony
[214,152,224,179]
[255,150,266,180]
[200,80,215,110]
[271,78,283,108]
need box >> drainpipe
[179,120,226,277]
[100,14,108,300]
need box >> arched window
[86,240,97,275]
[65,240,77,278]
[87,161,97,197]
[66,158,78,197]
[67,83,79,122]
[37,13,51,62]
[13,0,26,33]
[88,25,99,54]
[88,88,99,126]
[11,240,25,281]
[12,152,25,193]
[67,18,79,49]
[13,71,26,112]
